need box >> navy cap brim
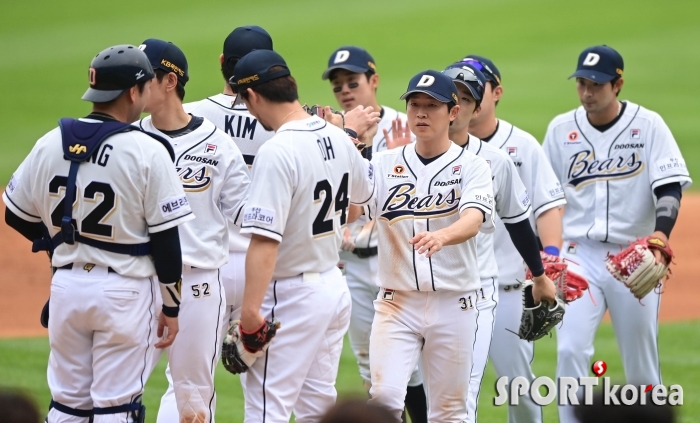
[399,89,453,103]
[322,64,370,80]
[568,69,616,83]
[452,80,482,102]
[81,87,125,103]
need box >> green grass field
[1,0,699,422]
[0,0,699,184]
[1,322,698,422]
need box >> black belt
[352,246,378,259]
[55,263,117,273]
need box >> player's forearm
[436,208,483,246]
[241,234,279,329]
[503,219,545,277]
[348,205,364,224]
[536,207,563,250]
[5,208,45,241]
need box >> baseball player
[462,55,567,423]
[231,49,375,423]
[354,70,494,422]
[136,39,250,423]
[321,45,426,422]
[439,61,559,423]
[3,45,192,422]
[542,45,691,422]
[183,26,276,349]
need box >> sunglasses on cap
[442,67,484,87]
[460,59,500,85]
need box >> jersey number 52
[312,173,349,237]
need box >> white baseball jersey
[183,93,274,252]
[348,105,413,250]
[240,116,375,279]
[463,136,532,280]
[366,142,495,292]
[138,115,250,269]
[543,101,692,244]
[488,120,567,284]
[3,120,193,278]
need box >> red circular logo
[592,360,607,377]
[568,131,579,141]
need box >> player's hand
[345,105,381,138]
[322,106,345,129]
[531,273,557,306]
[155,313,179,349]
[359,121,379,147]
[410,231,446,258]
[341,227,356,252]
[241,310,265,334]
[651,231,671,265]
[384,119,412,150]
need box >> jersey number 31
[312,173,349,237]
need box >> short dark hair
[487,81,500,107]
[329,69,375,82]
[221,59,239,86]
[573,389,675,423]
[0,389,40,423]
[155,69,186,101]
[611,76,622,97]
[240,66,298,103]
[319,400,396,423]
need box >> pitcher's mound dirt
[1,196,699,338]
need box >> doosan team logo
[494,360,683,407]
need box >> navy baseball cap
[223,26,273,70]
[322,46,376,80]
[442,62,486,102]
[460,55,501,86]
[139,39,189,86]
[569,45,624,83]
[230,50,291,94]
[400,70,459,104]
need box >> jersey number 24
[312,173,349,236]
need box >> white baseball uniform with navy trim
[486,119,567,423]
[239,115,374,423]
[365,141,494,422]
[139,115,250,423]
[542,101,691,423]
[3,120,193,422]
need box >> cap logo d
[88,68,96,85]
[416,75,435,87]
[583,53,600,66]
[334,50,350,64]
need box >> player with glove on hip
[232,49,375,423]
[542,45,691,422]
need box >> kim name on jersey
[566,150,644,188]
[379,182,460,223]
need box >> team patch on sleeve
[656,157,686,174]
[160,195,190,217]
[520,191,531,208]
[243,207,275,226]
[474,192,494,208]
[6,174,18,194]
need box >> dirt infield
[1,196,699,338]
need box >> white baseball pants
[243,267,351,423]
[369,288,478,423]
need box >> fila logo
[135,70,145,80]
[452,165,462,175]
[582,53,600,66]
[334,50,350,64]
[630,129,641,139]
[204,144,217,154]
[416,75,435,87]
[508,147,517,157]
[382,289,395,301]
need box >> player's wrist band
[344,128,358,139]
[162,305,179,318]
[543,246,560,256]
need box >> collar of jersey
[277,115,326,133]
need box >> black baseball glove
[518,279,565,342]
